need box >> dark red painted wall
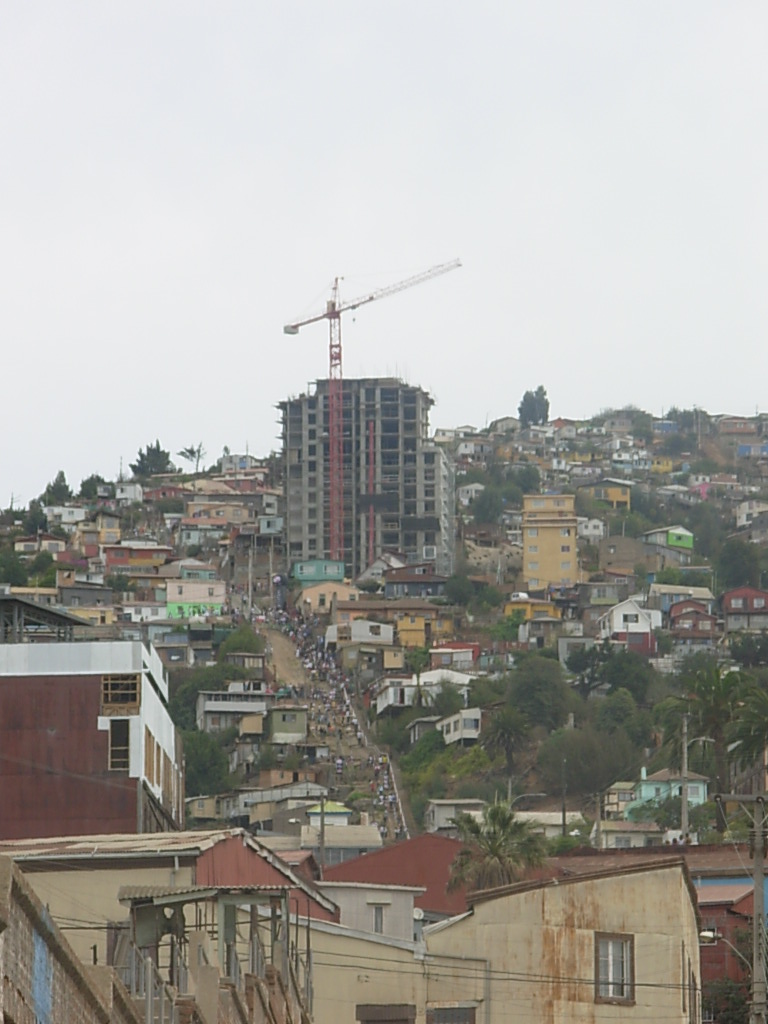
[0,675,137,839]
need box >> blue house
[626,766,709,819]
[292,559,345,586]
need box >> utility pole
[716,794,767,1024]
[319,794,326,878]
[561,757,567,837]
[681,713,689,839]
[247,533,254,619]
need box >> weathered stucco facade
[309,859,701,1024]
[425,860,701,1024]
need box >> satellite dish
[413,908,424,921]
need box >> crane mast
[284,259,461,565]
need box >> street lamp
[509,792,546,809]
[700,930,752,976]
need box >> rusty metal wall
[0,675,137,839]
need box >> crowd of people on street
[257,608,409,842]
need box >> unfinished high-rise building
[280,378,455,579]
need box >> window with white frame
[595,932,634,1003]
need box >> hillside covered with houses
[2,399,768,1022]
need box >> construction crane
[284,258,461,564]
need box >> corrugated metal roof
[0,828,242,859]
[118,883,289,905]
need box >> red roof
[322,833,467,916]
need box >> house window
[528,528,538,537]
[731,597,744,609]
[561,545,570,552]
[102,674,140,712]
[560,528,570,537]
[623,614,639,624]
[595,932,634,1003]
[755,598,766,609]
[373,905,384,934]
[108,719,130,771]
[529,562,539,571]
[528,545,538,553]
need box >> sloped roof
[0,827,337,915]
[644,767,709,783]
[697,883,752,906]
[322,833,467,917]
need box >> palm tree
[664,658,745,819]
[405,646,431,708]
[730,684,768,773]
[448,801,547,893]
[483,706,529,797]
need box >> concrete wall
[9,860,195,966]
[317,883,419,941]
[425,862,700,1024]
[309,923,428,1024]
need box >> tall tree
[79,474,107,500]
[130,440,173,478]
[509,656,572,731]
[471,485,504,524]
[718,538,760,590]
[177,442,207,474]
[0,550,28,586]
[730,631,768,668]
[484,706,529,778]
[22,500,47,534]
[40,470,72,505]
[665,658,746,808]
[406,646,432,708]
[518,386,549,429]
[448,802,546,892]
[567,641,613,701]
[730,685,768,773]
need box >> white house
[424,798,485,834]
[590,818,663,849]
[577,516,605,543]
[115,481,144,505]
[597,598,662,642]
[437,707,482,746]
[457,482,486,508]
[373,669,473,717]
[735,499,768,529]
[196,687,267,733]
[514,810,586,840]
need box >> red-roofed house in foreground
[322,832,467,921]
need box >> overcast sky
[2,3,767,504]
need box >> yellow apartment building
[522,492,579,589]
